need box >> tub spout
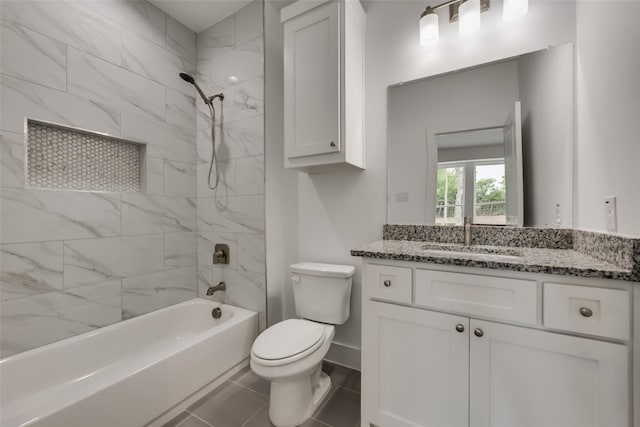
[206,281,226,296]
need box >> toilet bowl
[251,319,335,427]
[250,262,354,427]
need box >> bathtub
[0,298,258,427]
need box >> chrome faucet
[463,216,472,246]
[206,281,226,296]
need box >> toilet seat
[252,319,325,367]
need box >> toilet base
[268,369,332,427]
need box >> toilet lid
[252,319,324,360]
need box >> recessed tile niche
[27,119,144,193]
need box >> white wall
[575,0,640,236]
[266,0,577,368]
[265,0,298,326]
[518,43,574,227]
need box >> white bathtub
[0,298,258,427]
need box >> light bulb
[503,0,528,21]
[419,8,439,46]
[459,0,481,35]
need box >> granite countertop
[351,239,638,282]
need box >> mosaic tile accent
[27,120,143,192]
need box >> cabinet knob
[330,141,336,147]
[579,307,593,318]
[474,328,484,338]
[455,324,465,333]
[383,280,391,287]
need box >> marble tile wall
[195,1,267,330]
[0,0,199,357]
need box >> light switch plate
[395,192,409,202]
[605,196,617,233]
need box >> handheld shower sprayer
[179,72,224,190]
[179,73,224,105]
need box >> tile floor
[163,361,361,427]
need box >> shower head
[179,72,210,105]
[179,72,196,84]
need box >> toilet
[250,262,355,427]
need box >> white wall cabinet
[361,261,633,427]
[281,0,365,172]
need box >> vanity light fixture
[503,0,528,21]
[419,0,528,46]
[458,0,481,35]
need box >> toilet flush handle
[291,275,301,283]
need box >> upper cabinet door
[284,2,340,159]
[469,319,629,427]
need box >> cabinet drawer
[366,265,412,304]
[543,283,630,340]
[415,270,537,324]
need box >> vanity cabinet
[281,0,365,172]
[361,261,632,427]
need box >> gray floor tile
[178,415,213,427]
[312,385,338,418]
[163,411,191,427]
[237,370,271,397]
[240,403,273,427]
[322,362,361,393]
[189,381,267,427]
[243,404,331,427]
[229,365,252,382]
[316,387,361,427]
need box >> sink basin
[420,243,523,259]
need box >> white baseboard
[325,341,361,370]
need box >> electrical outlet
[604,196,617,233]
[395,192,409,202]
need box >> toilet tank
[290,262,355,325]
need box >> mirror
[387,43,573,227]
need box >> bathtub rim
[0,298,254,365]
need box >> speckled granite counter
[351,226,640,282]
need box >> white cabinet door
[363,301,469,427]
[469,319,629,427]
[283,1,340,159]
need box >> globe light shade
[459,0,481,35]
[419,10,439,46]
[503,0,528,21]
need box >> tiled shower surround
[0,0,265,357]
[194,1,267,330]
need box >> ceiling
[436,127,505,149]
[149,0,253,33]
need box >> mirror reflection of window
[474,163,506,225]
[436,165,464,225]
[436,160,506,226]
